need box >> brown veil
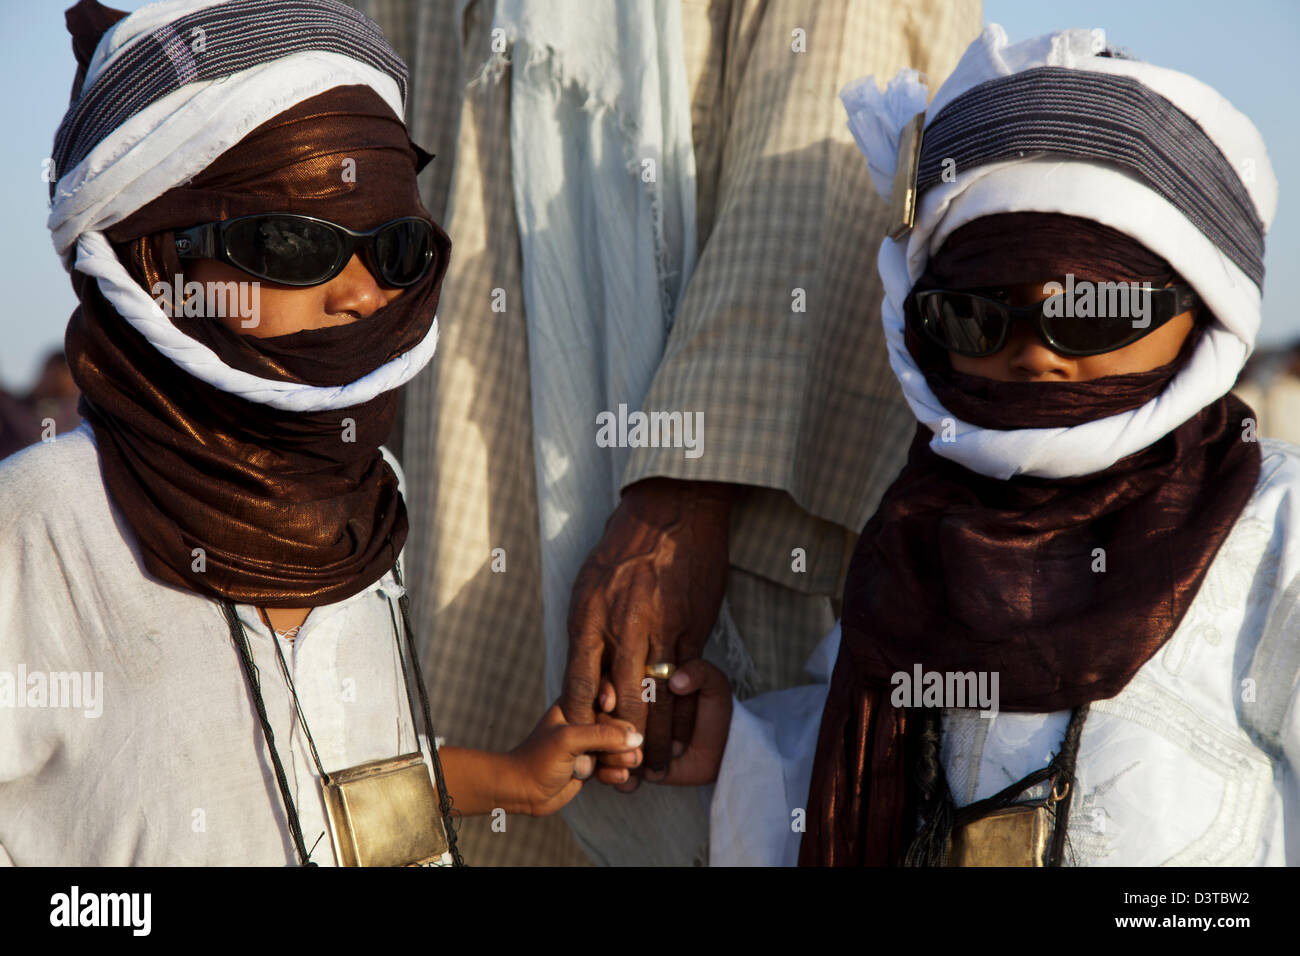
[64,83,451,608]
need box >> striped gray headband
[50,0,407,200]
[916,66,1265,287]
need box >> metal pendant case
[947,803,1050,867]
[321,753,449,867]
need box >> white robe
[0,423,451,866]
[711,438,1300,866]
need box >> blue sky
[2,0,1296,390]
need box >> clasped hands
[439,477,735,818]
[560,477,736,790]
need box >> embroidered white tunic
[711,438,1300,866]
[0,423,450,866]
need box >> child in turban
[0,0,638,866]
[655,25,1300,868]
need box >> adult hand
[658,659,733,786]
[562,477,734,787]
[590,660,733,788]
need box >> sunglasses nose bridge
[978,301,1039,355]
[1002,310,1080,367]
[337,244,398,295]
[1015,309,1059,352]
[996,301,1062,354]
[352,222,418,289]
[348,236,379,283]
[343,221,406,287]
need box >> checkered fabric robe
[347,0,980,865]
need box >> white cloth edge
[74,232,439,411]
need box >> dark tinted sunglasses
[913,285,1199,358]
[174,214,443,288]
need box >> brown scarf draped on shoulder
[63,79,451,608]
[799,213,1261,865]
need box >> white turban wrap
[841,24,1278,479]
[47,0,437,412]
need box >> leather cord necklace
[904,703,1090,866]
[221,561,464,866]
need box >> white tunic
[0,423,450,866]
[711,438,1300,866]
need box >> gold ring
[645,662,676,681]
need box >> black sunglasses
[913,284,1199,358]
[173,213,443,288]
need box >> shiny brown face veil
[105,84,446,387]
[65,85,452,607]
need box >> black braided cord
[904,703,1090,867]
[390,559,465,866]
[220,558,465,866]
[222,600,316,866]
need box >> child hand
[593,660,733,788]
[503,703,642,816]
